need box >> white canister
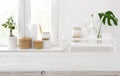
[8,37,17,49]
[43,40,51,48]
[42,32,51,48]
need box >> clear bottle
[82,23,88,38]
[88,14,97,38]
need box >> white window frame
[18,0,59,46]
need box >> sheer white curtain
[18,0,31,38]
[51,0,59,45]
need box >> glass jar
[72,27,82,38]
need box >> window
[19,0,58,45]
[0,0,18,45]
[31,0,52,32]
[0,0,58,46]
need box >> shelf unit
[62,33,115,52]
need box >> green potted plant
[97,10,118,38]
[1,16,16,37]
[1,16,17,49]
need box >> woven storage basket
[19,37,32,49]
[34,40,43,49]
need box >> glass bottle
[82,23,88,38]
[88,14,97,38]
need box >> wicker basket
[34,40,43,49]
[19,37,32,49]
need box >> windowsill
[0,47,64,52]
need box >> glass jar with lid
[72,27,82,38]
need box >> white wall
[58,0,120,51]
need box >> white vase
[8,37,17,49]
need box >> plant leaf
[106,11,115,18]
[98,13,104,19]
[107,18,112,26]
[1,16,16,30]
[11,26,15,30]
[99,10,118,26]
[102,16,107,25]
[111,18,118,26]
[106,13,118,26]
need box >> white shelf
[70,42,114,47]
[63,37,114,42]
[63,37,114,47]
[0,47,64,52]
[62,33,115,52]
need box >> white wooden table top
[0,52,120,72]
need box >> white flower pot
[8,37,17,49]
